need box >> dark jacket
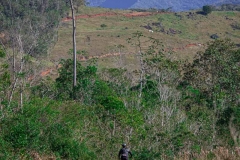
[118,147,132,160]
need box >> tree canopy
[203,5,212,15]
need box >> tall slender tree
[69,0,77,99]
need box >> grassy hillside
[50,7,240,69]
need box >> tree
[182,39,240,146]
[0,45,10,117]
[0,0,68,56]
[69,0,77,99]
[68,0,86,99]
[75,0,86,13]
[0,0,69,109]
[127,31,147,107]
[55,59,98,103]
[127,32,170,109]
[203,5,212,15]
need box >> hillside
[50,7,240,71]
[0,6,240,160]
[87,0,240,11]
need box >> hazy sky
[100,0,137,9]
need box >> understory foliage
[0,99,96,159]
[0,0,69,55]
[181,39,240,147]
[0,37,240,159]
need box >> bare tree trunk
[229,115,239,146]
[20,82,23,111]
[69,0,77,99]
[139,50,144,99]
[18,35,24,110]
[211,57,217,147]
[138,43,144,109]
[8,34,25,109]
[8,75,18,108]
[112,109,116,136]
[12,41,16,80]
[0,97,3,118]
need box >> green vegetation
[232,22,240,30]
[212,4,240,11]
[100,24,107,28]
[0,0,69,55]
[0,3,240,160]
[0,99,96,159]
[1,36,240,159]
[203,5,213,15]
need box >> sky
[100,0,137,9]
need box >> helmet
[122,143,126,147]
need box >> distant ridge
[100,0,137,9]
[87,0,240,11]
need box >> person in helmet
[118,143,132,160]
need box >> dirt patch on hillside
[62,11,169,22]
[36,43,204,79]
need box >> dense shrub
[203,5,212,15]
[134,149,161,160]
[0,99,96,159]
[100,24,107,28]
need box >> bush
[46,123,96,159]
[134,149,161,160]
[99,96,125,112]
[100,24,107,28]
[0,99,96,159]
[231,22,240,30]
[210,34,219,39]
[203,5,212,15]
[0,46,6,58]
[0,136,13,159]
[4,119,41,148]
[55,59,98,102]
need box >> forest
[0,0,240,159]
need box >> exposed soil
[77,43,204,61]
[35,11,206,78]
[40,69,52,77]
[35,43,204,79]
[62,11,169,22]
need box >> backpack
[121,148,129,157]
